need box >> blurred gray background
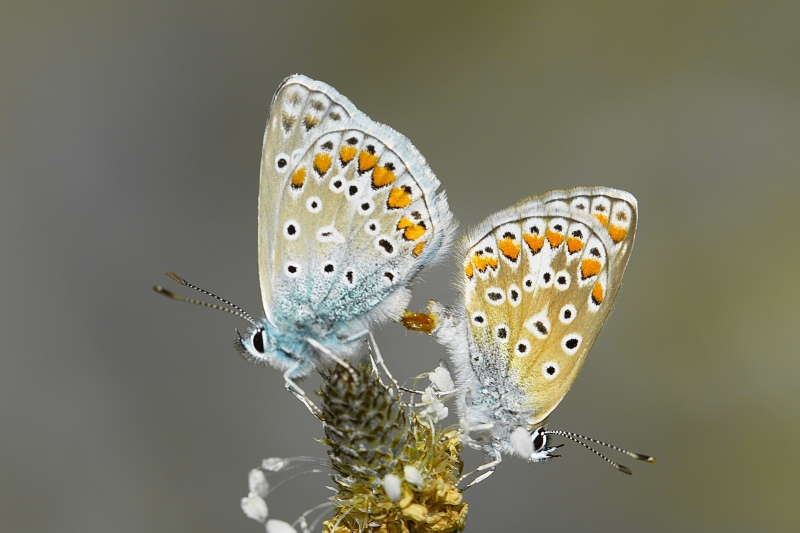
[2,1,799,531]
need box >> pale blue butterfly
[158,75,454,393]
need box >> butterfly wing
[259,75,454,339]
[258,75,359,321]
[459,187,637,425]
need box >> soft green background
[2,2,798,532]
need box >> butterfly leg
[459,449,502,490]
[305,337,359,382]
[340,329,401,392]
[283,366,323,420]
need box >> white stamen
[383,473,402,501]
[429,366,454,392]
[262,457,289,472]
[241,492,268,522]
[420,387,449,423]
[248,468,269,497]
[404,465,424,488]
[266,519,298,533]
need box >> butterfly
[224,74,455,386]
[415,187,647,484]
[156,75,454,405]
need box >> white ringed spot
[274,152,290,172]
[306,196,322,213]
[322,261,336,275]
[284,261,301,278]
[358,199,375,216]
[329,176,345,193]
[346,183,361,199]
[562,334,582,355]
[559,304,577,324]
[283,220,300,240]
[375,236,397,257]
[515,338,531,357]
[538,267,555,289]
[524,310,551,340]
[542,362,560,380]
[364,220,381,235]
[471,311,488,328]
[507,283,522,307]
[484,287,506,306]
[523,274,536,292]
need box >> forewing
[459,187,637,424]
[258,75,360,318]
[262,76,453,331]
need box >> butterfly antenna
[544,430,655,475]
[153,270,257,326]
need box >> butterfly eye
[252,329,265,354]
[532,429,546,452]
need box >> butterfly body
[237,75,455,379]
[428,187,637,463]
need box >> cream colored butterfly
[422,187,648,484]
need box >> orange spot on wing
[413,241,425,257]
[498,237,521,262]
[465,261,474,279]
[581,258,602,279]
[523,233,545,254]
[358,150,378,173]
[405,226,426,241]
[486,256,498,270]
[592,282,604,305]
[396,217,426,240]
[313,153,331,176]
[608,224,628,243]
[567,237,584,254]
[546,229,564,248]
[291,167,306,188]
[594,213,609,226]
[472,253,488,273]
[387,186,412,209]
[339,145,357,165]
[371,165,396,188]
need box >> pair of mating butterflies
[159,75,643,472]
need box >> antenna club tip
[643,456,656,463]
[165,270,186,285]
[617,465,633,475]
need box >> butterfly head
[510,425,561,462]
[235,319,315,379]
